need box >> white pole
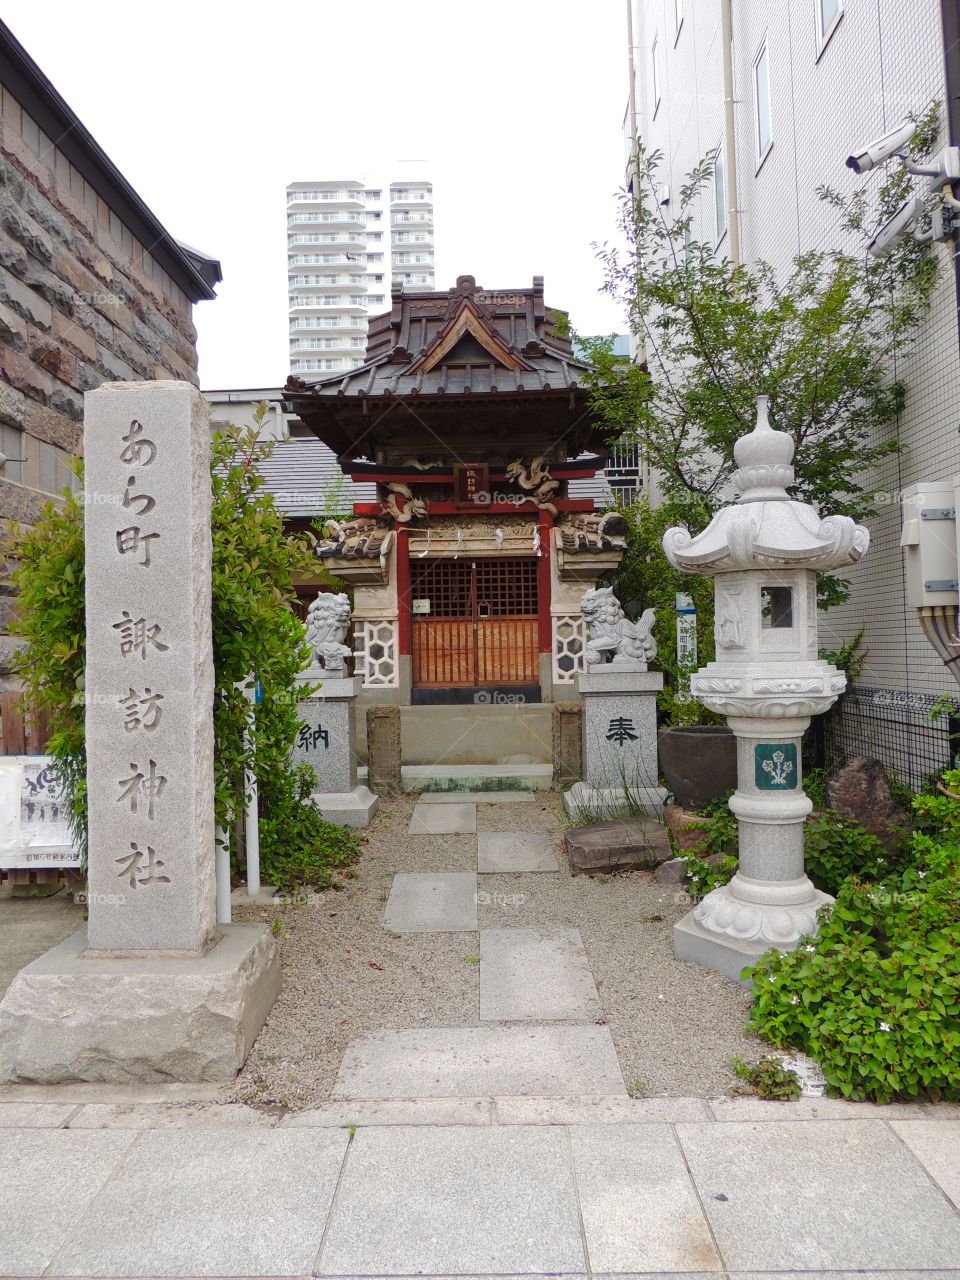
[244,677,261,897]
[215,825,231,924]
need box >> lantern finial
[732,395,795,502]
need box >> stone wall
[0,84,203,684]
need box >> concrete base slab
[674,907,773,984]
[419,790,536,803]
[383,872,478,933]
[403,763,554,792]
[563,779,668,820]
[478,831,559,873]
[479,928,601,1021]
[0,924,280,1084]
[311,784,379,827]
[230,884,278,907]
[409,801,477,834]
[333,1025,627,1098]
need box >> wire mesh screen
[820,684,958,791]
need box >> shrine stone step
[479,928,601,1022]
[332,1026,627,1099]
[399,763,554,792]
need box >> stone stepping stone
[408,802,476,834]
[332,1025,626,1098]
[418,790,535,804]
[383,872,478,933]
[479,928,601,1022]
[478,831,558,873]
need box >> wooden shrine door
[411,558,539,694]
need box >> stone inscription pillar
[84,381,216,954]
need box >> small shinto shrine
[285,275,626,709]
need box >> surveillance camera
[867,196,924,257]
[846,121,918,174]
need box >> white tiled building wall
[628,0,960,719]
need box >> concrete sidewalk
[2,1089,960,1278]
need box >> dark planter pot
[658,725,738,811]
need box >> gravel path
[234,793,762,1108]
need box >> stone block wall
[0,83,203,685]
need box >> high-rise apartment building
[286,178,434,377]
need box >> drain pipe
[720,0,741,264]
[625,0,640,193]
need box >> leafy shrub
[746,801,960,1102]
[732,1055,802,1101]
[684,851,738,897]
[803,811,904,897]
[258,765,362,892]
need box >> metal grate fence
[820,684,958,791]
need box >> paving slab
[319,1124,585,1275]
[68,1101,278,1128]
[494,1095,714,1125]
[709,1095,931,1122]
[570,1123,722,1273]
[383,871,478,933]
[0,1128,135,1277]
[408,801,476,834]
[478,831,559,873]
[48,1127,348,1277]
[333,1025,627,1099]
[0,1102,78,1128]
[281,1098,492,1127]
[726,1273,960,1280]
[676,1117,960,1271]
[479,927,601,1021]
[893,1119,960,1209]
[420,790,535,803]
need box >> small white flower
[804,944,816,953]
[790,995,799,1005]
[768,975,777,983]
[879,1021,891,1032]
[917,871,926,879]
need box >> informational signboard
[0,756,80,869]
[452,462,488,505]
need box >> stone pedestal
[295,672,379,827]
[674,714,832,982]
[0,381,279,1083]
[563,666,667,819]
[0,924,279,1083]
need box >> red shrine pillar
[537,510,553,654]
[396,527,412,656]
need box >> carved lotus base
[693,880,833,945]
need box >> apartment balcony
[287,189,364,210]
[391,213,433,227]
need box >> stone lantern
[662,396,869,981]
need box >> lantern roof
[662,397,870,575]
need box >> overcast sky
[4,1,630,389]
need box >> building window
[753,40,773,166]
[674,0,683,41]
[713,139,727,243]
[0,423,24,484]
[651,34,662,117]
[816,0,843,53]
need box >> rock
[826,756,910,847]
[663,803,711,851]
[654,851,725,885]
[565,818,671,876]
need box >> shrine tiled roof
[284,275,608,461]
